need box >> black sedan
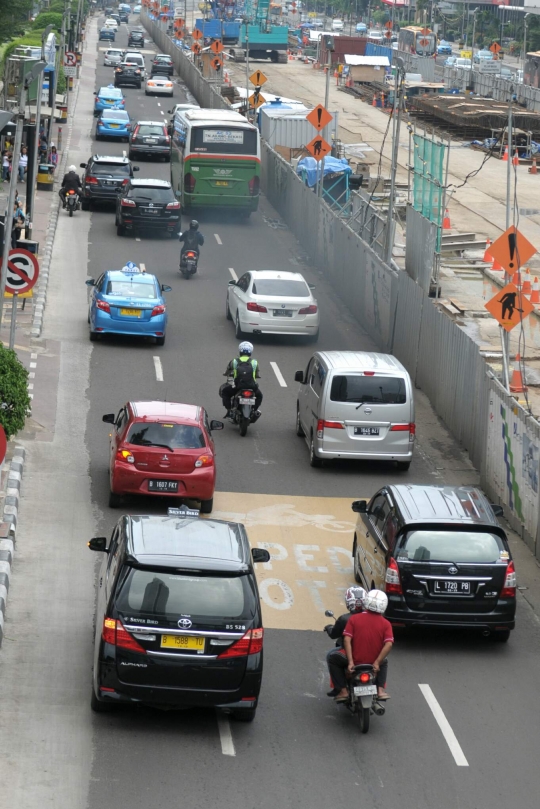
[115,178,180,237]
[151,54,174,76]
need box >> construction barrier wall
[443,66,540,113]
[404,205,437,293]
[143,12,540,558]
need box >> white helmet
[345,586,366,613]
[69,165,77,172]
[364,589,388,614]
[238,341,254,356]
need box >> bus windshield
[190,126,258,155]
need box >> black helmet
[189,219,199,230]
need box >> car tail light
[67,189,75,195]
[166,200,180,209]
[150,304,166,317]
[102,617,116,644]
[500,560,516,598]
[385,557,402,594]
[359,672,370,683]
[247,302,268,313]
[116,448,135,463]
[185,251,197,259]
[121,198,136,207]
[132,125,140,139]
[96,299,110,313]
[248,176,260,196]
[316,419,344,438]
[298,304,318,315]
[194,454,213,468]
[147,81,155,86]
[217,628,264,659]
[102,618,147,653]
[135,69,141,74]
[363,371,375,376]
[115,68,122,72]
[184,172,196,193]
[390,422,416,441]
[86,176,99,185]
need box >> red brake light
[385,557,402,594]
[96,299,110,313]
[194,454,213,468]
[102,618,147,653]
[390,422,416,441]
[242,390,253,397]
[121,198,136,207]
[68,189,75,195]
[359,672,370,683]
[217,628,264,658]
[364,371,375,376]
[185,251,197,258]
[116,449,134,463]
[298,304,318,314]
[501,560,516,598]
[184,172,196,193]
[247,302,268,313]
[150,304,166,317]
[248,175,260,196]
[317,419,344,438]
[166,200,180,209]
[102,617,116,644]
[85,176,99,185]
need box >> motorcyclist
[179,219,204,263]
[329,589,393,703]
[325,587,366,697]
[59,165,82,208]
[221,341,263,418]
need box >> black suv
[351,485,516,641]
[119,10,129,22]
[129,120,170,160]
[151,54,174,76]
[116,178,180,236]
[128,29,144,47]
[89,511,270,718]
[79,155,139,210]
[114,62,142,88]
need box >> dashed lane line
[214,234,222,245]
[418,684,469,767]
[216,714,236,756]
[270,361,287,388]
[228,267,238,280]
[153,356,164,382]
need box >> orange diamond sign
[489,226,536,275]
[484,282,535,331]
[306,104,333,132]
[306,134,331,161]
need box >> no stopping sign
[1,249,40,294]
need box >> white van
[294,351,415,469]
[332,19,344,31]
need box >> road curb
[0,446,26,647]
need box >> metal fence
[405,204,437,292]
[443,66,540,113]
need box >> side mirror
[351,500,367,513]
[133,166,140,171]
[252,548,271,564]
[324,609,334,618]
[161,284,172,292]
[227,279,236,286]
[210,420,224,431]
[80,162,87,168]
[85,278,95,286]
[491,504,504,518]
[88,537,108,552]
[308,283,316,290]
[102,413,115,424]
[167,109,173,114]
[294,370,304,383]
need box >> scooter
[221,377,261,437]
[179,248,198,279]
[65,189,80,217]
[324,609,386,734]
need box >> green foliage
[56,63,66,94]
[0,345,30,440]
[0,30,43,75]
[31,12,63,31]
[0,0,33,44]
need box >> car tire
[81,199,90,211]
[109,490,122,508]
[232,708,256,722]
[145,90,149,95]
[128,151,135,160]
[295,405,304,437]
[116,223,125,236]
[309,434,322,468]
[89,330,99,341]
[91,685,114,713]
[493,630,511,643]
[225,294,232,321]
[155,335,165,346]
[397,461,411,471]
[307,329,319,344]
[200,497,213,514]
[235,313,243,339]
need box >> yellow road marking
[213,492,363,631]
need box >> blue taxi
[94,85,125,116]
[96,109,132,140]
[86,263,171,345]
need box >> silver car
[145,74,174,96]
[104,49,123,66]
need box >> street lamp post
[27,24,54,242]
[470,6,479,86]
[523,13,531,75]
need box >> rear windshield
[127,187,173,201]
[116,570,256,621]
[100,87,122,98]
[330,375,407,404]
[155,56,172,63]
[252,279,310,297]
[138,124,165,136]
[106,280,156,298]
[126,422,206,449]
[400,530,505,564]
[191,126,258,155]
[91,162,130,176]
[101,110,129,120]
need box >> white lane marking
[214,233,222,245]
[136,237,141,242]
[418,684,469,767]
[157,102,161,106]
[140,263,146,272]
[216,714,236,756]
[153,356,164,381]
[160,110,165,115]
[29,362,37,369]
[228,267,238,280]
[29,372,35,379]
[28,383,34,391]
[31,353,37,360]
[270,361,287,388]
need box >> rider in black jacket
[179,219,204,261]
[325,586,366,697]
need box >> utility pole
[385,57,404,265]
[27,24,54,242]
[0,61,46,330]
[523,13,531,75]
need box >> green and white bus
[171,109,261,216]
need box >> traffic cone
[531,277,540,303]
[483,238,492,262]
[492,257,503,271]
[512,269,522,286]
[529,157,538,175]
[522,267,532,294]
[372,94,377,107]
[288,50,293,61]
[509,354,527,393]
[513,151,520,166]
[502,146,509,161]
[443,209,451,230]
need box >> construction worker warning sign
[306,134,331,161]
[489,225,537,274]
[484,282,535,331]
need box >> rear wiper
[132,196,153,201]
[134,441,173,451]
[355,399,368,410]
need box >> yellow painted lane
[212,492,364,631]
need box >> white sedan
[226,270,319,341]
[104,48,123,66]
[104,19,119,31]
[145,74,174,96]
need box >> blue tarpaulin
[296,157,351,187]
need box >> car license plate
[239,397,254,404]
[353,685,377,696]
[215,181,229,187]
[143,209,160,215]
[273,309,293,317]
[109,123,120,128]
[120,308,141,316]
[354,427,380,436]
[434,580,471,594]
[144,138,158,143]
[161,635,205,651]
[148,480,178,492]
[103,180,116,186]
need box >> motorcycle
[221,377,261,437]
[179,248,198,279]
[324,609,386,734]
[65,189,80,217]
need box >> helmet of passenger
[189,219,199,230]
[364,590,388,615]
[69,165,77,172]
[238,341,253,356]
[345,586,366,613]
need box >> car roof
[98,86,123,95]
[155,53,173,58]
[181,109,255,128]
[387,485,502,530]
[130,401,201,420]
[134,121,167,126]
[129,178,171,188]
[125,515,251,571]
[249,270,307,282]
[90,155,131,163]
[316,350,408,374]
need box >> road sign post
[0,249,40,348]
[306,104,334,198]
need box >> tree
[0,0,33,44]
[0,345,30,440]
[31,13,63,31]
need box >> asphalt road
[0,15,540,809]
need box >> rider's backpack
[234,357,256,389]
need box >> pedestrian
[1,151,9,182]
[50,144,58,170]
[11,200,25,249]
[18,146,28,182]
[39,131,48,161]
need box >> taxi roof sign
[122,261,140,273]
[484,282,535,331]
[489,225,536,274]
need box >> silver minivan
[294,351,415,469]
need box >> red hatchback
[103,401,224,513]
